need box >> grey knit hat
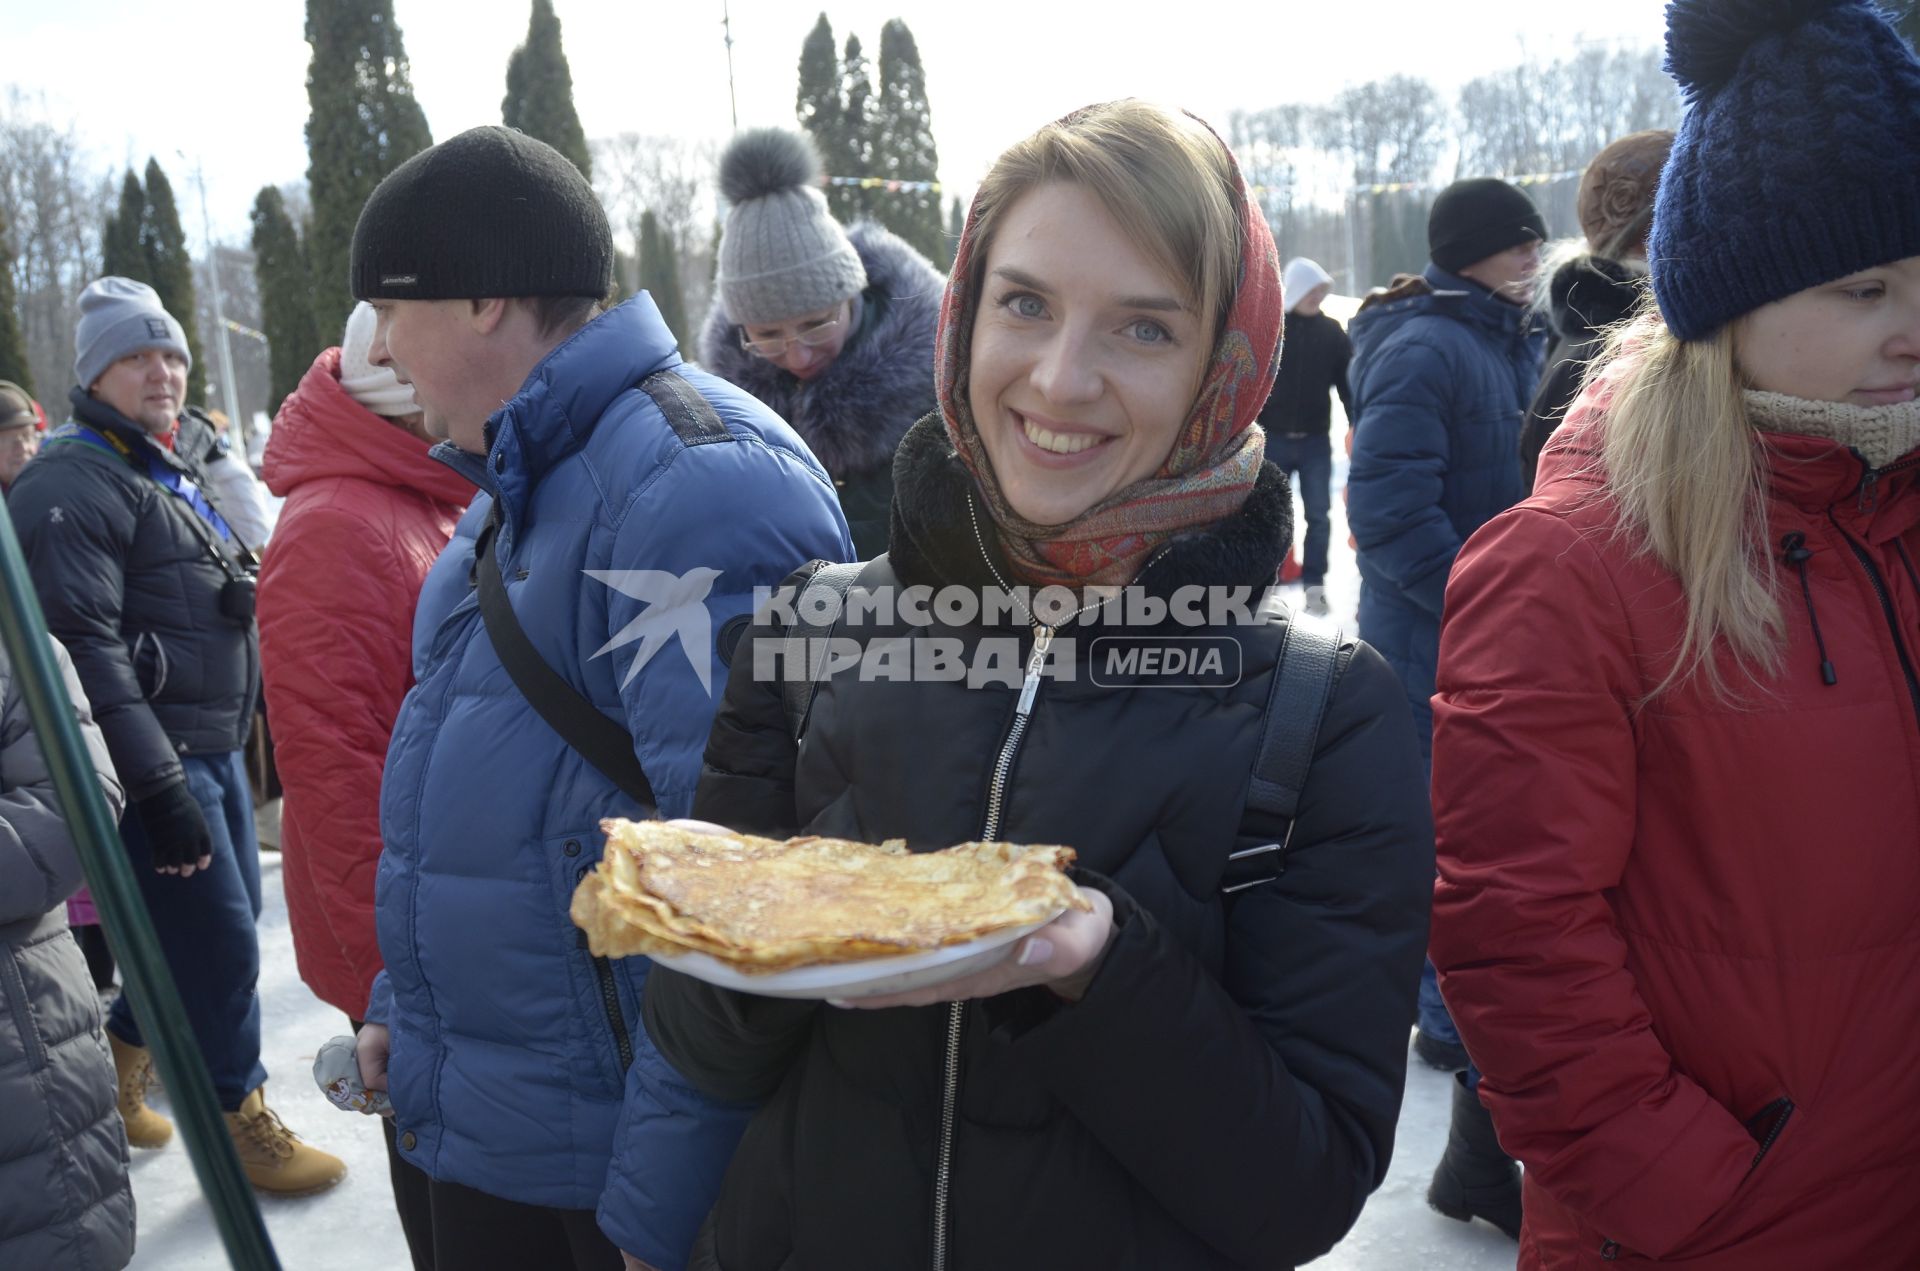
[74,277,191,390]
[716,129,867,326]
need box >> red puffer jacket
[1431,384,1920,1269]
[258,349,473,1019]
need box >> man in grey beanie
[6,276,346,1194]
[700,127,945,557]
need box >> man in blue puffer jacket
[346,128,853,1271]
[1346,177,1546,1229]
[1348,178,1549,763]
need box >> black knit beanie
[1427,178,1548,275]
[351,126,613,302]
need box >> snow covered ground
[127,391,1518,1269]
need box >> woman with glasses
[701,128,945,557]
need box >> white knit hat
[1281,258,1335,313]
[339,302,418,417]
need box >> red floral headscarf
[936,106,1286,589]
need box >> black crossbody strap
[1223,620,1344,895]
[779,560,866,741]
[474,508,657,811]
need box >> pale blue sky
[5,0,1671,252]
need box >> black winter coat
[1519,255,1645,491]
[647,416,1434,1271]
[7,391,259,799]
[1257,310,1352,437]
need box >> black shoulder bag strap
[779,559,866,741]
[1222,618,1345,896]
[473,506,657,812]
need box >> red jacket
[1431,384,1920,1269]
[257,349,472,1019]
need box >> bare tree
[1457,47,1679,179]
[594,133,719,333]
[1311,77,1448,190]
[0,90,106,406]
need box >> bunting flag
[1247,169,1582,198]
[822,175,942,193]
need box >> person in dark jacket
[699,128,943,557]
[345,127,851,1271]
[645,100,1434,1271]
[1259,257,1352,615]
[1433,4,1920,1264]
[0,636,132,1271]
[7,276,344,1194]
[1519,129,1672,490]
[1346,178,1546,1236]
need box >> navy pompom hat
[1650,0,1920,340]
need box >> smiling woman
[646,99,1436,1271]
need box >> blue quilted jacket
[366,297,852,1267]
[1346,264,1545,757]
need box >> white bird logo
[586,567,724,693]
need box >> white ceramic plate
[648,913,1058,1000]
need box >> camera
[219,576,257,626]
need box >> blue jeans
[1419,958,1461,1046]
[108,750,267,1110]
[1269,434,1332,586]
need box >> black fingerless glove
[135,781,213,871]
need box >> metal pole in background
[0,513,279,1270]
[722,1,739,132]
[183,154,245,456]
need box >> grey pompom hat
[716,128,867,327]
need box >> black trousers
[353,1020,621,1271]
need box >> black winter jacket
[7,390,259,799]
[647,415,1434,1271]
[1519,255,1645,491]
[1257,310,1352,437]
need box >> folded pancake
[571,819,1087,972]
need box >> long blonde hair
[1595,310,1783,701]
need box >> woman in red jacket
[1430,1,1920,1267]
[258,303,474,1025]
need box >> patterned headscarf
[936,108,1285,589]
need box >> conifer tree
[502,0,592,179]
[304,0,433,338]
[835,34,875,224]
[947,196,965,270]
[251,187,322,417]
[141,158,207,405]
[102,170,148,282]
[637,209,690,349]
[796,14,841,172]
[0,210,30,394]
[872,20,943,261]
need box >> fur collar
[886,413,1294,602]
[699,221,944,479]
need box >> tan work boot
[224,1088,346,1196]
[108,1032,174,1149]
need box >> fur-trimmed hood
[699,221,944,479]
[885,412,1294,610]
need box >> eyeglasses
[739,309,846,360]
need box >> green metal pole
[0,508,279,1270]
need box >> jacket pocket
[0,950,49,1073]
[131,631,170,699]
[1743,1095,1796,1173]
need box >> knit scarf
[1745,389,1920,470]
[935,119,1286,589]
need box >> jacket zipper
[931,625,1056,1271]
[1745,1096,1795,1171]
[1826,511,1920,731]
[579,865,634,1070]
[1600,1239,1622,1260]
